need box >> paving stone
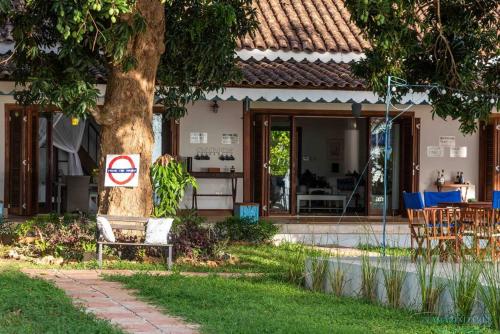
[22,269,200,334]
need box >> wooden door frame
[4,104,39,216]
[478,115,500,200]
[396,116,420,216]
[244,108,416,217]
[251,113,270,215]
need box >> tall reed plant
[382,254,408,308]
[329,255,348,297]
[283,242,309,286]
[416,256,445,314]
[360,253,378,302]
[310,258,328,292]
[479,262,500,329]
[447,259,482,324]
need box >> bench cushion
[145,218,173,245]
[97,216,116,242]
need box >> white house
[0,0,495,219]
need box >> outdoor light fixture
[71,117,79,126]
[351,102,362,118]
[211,101,219,113]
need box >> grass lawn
[109,273,492,334]
[1,243,325,274]
[0,267,122,334]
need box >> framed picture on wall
[327,138,343,160]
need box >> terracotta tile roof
[235,57,365,89]
[1,53,365,89]
[238,0,369,53]
[2,1,368,52]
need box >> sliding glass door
[269,116,292,214]
[252,115,293,216]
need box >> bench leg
[98,243,103,269]
[167,246,173,271]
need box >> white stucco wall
[0,89,483,212]
[179,100,244,210]
[416,109,479,197]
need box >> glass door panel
[269,116,291,214]
[37,114,53,212]
[367,117,399,215]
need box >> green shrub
[151,155,197,217]
[0,221,17,244]
[214,217,279,243]
[10,214,96,260]
[171,212,220,260]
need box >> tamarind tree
[0,0,256,216]
[345,0,499,133]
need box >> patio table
[437,201,491,209]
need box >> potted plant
[148,155,198,244]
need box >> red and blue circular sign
[105,154,140,187]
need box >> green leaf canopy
[344,0,499,134]
[0,0,256,119]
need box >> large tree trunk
[97,0,165,216]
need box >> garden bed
[305,255,499,329]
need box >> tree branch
[89,105,114,126]
[0,44,18,65]
[433,0,462,86]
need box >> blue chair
[493,191,500,209]
[403,192,424,210]
[403,192,426,259]
[423,191,461,207]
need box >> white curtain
[38,117,48,147]
[52,114,87,175]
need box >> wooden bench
[96,215,173,270]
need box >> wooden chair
[473,193,500,260]
[456,206,479,257]
[425,207,460,262]
[403,192,427,260]
[468,208,495,259]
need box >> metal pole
[382,76,392,257]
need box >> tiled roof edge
[236,49,365,63]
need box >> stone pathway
[22,269,200,334]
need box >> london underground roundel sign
[104,154,140,187]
